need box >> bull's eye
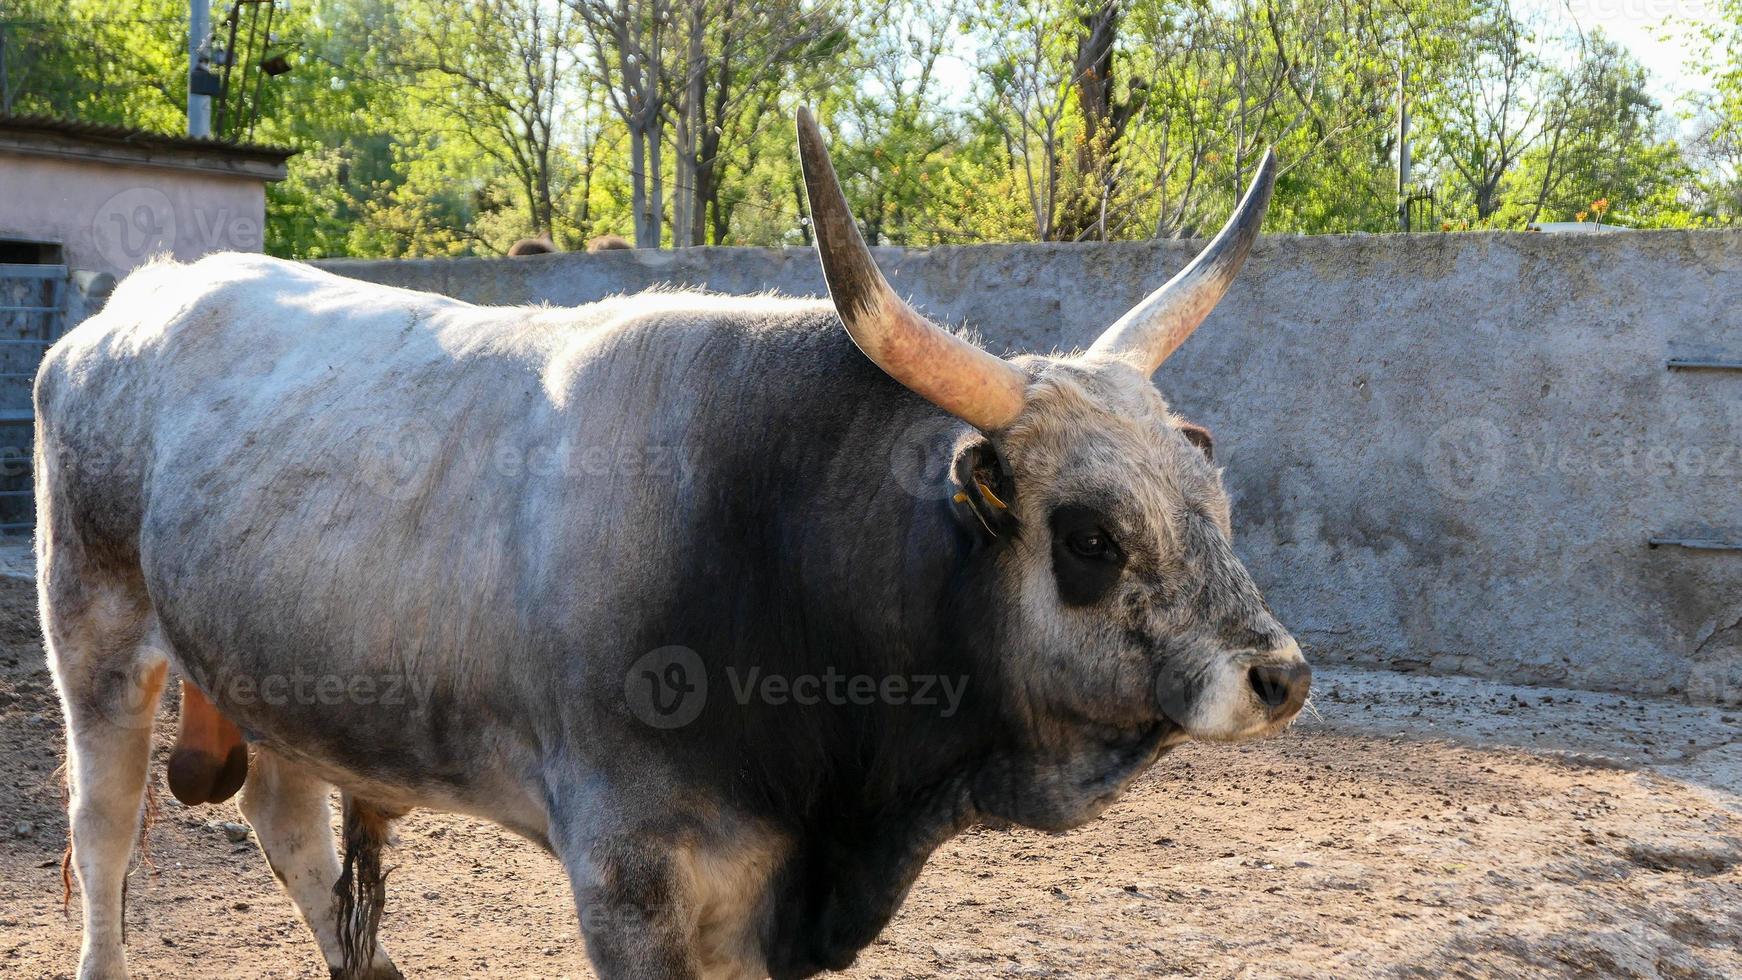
[1050,504,1127,605]
[1067,530,1112,559]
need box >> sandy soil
[1,572,1738,978]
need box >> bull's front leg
[767,779,975,979]
[564,836,702,979]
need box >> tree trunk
[1054,0,1134,241]
[630,128,653,246]
[647,122,665,246]
[534,126,555,235]
[691,152,715,246]
[0,25,11,116]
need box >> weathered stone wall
[319,230,1742,703]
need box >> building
[0,114,293,531]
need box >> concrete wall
[320,230,1742,704]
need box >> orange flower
[1591,198,1610,216]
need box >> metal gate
[0,262,70,532]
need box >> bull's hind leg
[42,568,166,980]
[238,751,402,979]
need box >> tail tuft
[332,795,396,980]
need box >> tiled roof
[0,113,295,163]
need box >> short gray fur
[319,229,1742,704]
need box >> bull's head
[796,109,1309,824]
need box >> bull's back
[39,254,483,519]
[35,252,855,808]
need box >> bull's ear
[951,438,1019,539]
[1179,422,1214,460]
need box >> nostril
[1247,665,1292,709]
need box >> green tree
[1496,34,1695,228]
[1,0,191,130]
[4,0,1714,252]
[1686,0,1742,223]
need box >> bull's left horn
[796,107,1028,432]
[1088,149,1276,374]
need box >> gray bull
[39,110,1309,980]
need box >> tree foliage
[1,0,1725,255]
[1684,0,1742,224]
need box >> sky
[920,1,1730,117]
[1522,0,1723,105]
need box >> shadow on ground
[1,573,1737,978]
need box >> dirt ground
[1,571,1738,979]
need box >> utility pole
[1396,39,1411,232]
[1,22,12,115]
[188,0,213,137]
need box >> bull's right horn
[796,107,1028,433]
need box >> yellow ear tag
[952,491,970,505]
[975,480,1009,511]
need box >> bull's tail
[333,795,397,980]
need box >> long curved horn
[1088,149,1277,374]
[796,107,1028,432]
